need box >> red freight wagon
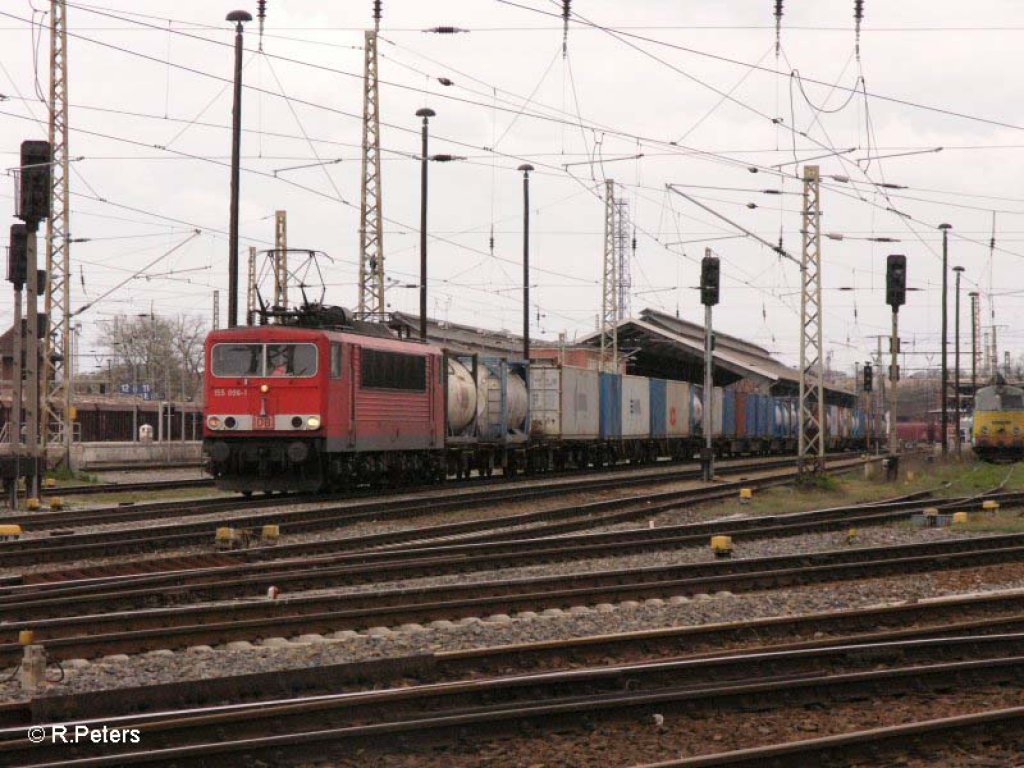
[204,324,444,492]
[895,421,932,445]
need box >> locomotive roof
[206,325,440,354]
[976,382,1024,395]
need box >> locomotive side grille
[355,390,430,420]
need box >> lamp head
[415,107,436,118]
[518,164,534,173]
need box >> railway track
[0,487,979,610]
[636,707,1024,767]
[5,524,1024,664]
[5,628,1024,766]
[9,453,850,531]
[45,477,213,497]
[0,455,874,569]
[6,587,1024,726]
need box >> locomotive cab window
[361,349,426,391]
[266,343,318,377]
[1002,391,1024,410]
[212,343,263,377]
[330,343,343,379]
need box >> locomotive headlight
[207,416,222,430]
[260,384,269,393]
[306,416,321,429]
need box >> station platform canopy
[388,312,538,358]
[577,309,856,406]
[388,309,856,407]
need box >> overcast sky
[3,0,1024,375]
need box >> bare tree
[97,313,207,400]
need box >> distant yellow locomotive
[972,381,1024,463]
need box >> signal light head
[700,255,720,307]
[886,254,907,310]
[17,141,51,226]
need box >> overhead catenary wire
[2,2,1015,366]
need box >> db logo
[669,406,677,427]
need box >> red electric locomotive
[203,308,445,493]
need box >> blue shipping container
[771,397,787,438]
[759,395,771,437]
[745,394,759,437]
[599,372,622,439]
[649,378,667,438]
[722,389,736,438]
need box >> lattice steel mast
[614,196,630,319]
[274,209,287,307]
[357,1,385,319]
[44,0,71,463]
[600,179,618,371]
[798,165,825,473]
[246,246,257,324]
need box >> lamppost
[415,107,435,341]
[953,265,965,456]
[939,222,952,454]
[969,290,979,401]
[226,10,252,329]
[517,164,534,361]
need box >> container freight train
[203,319,867,493]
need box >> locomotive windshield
[211,342,318,378]
[976,386,1024,411]
[267,344,317,377]
[212,343,262,377]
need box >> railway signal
[885,254,906,309]
[863,363,872,393]
[701,251,719,482]
[5,140,53,506]
[700,254,720,307]
[17,140,51,226]
[7,223,27,287]
[885,254,906,457]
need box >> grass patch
[949,511,1024,533]
[896,456,1024,498]
[67,487,230,506]
[45,465,99,485]
[698,455,1022,522]
[795,473,840,493]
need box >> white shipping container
[691,387,704,430]
[528,363,599,440]
[560,365,600,440]
[711,387,725,437]
[528,362,561,437]
[665,380,691,437]
[621,374,650,438]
